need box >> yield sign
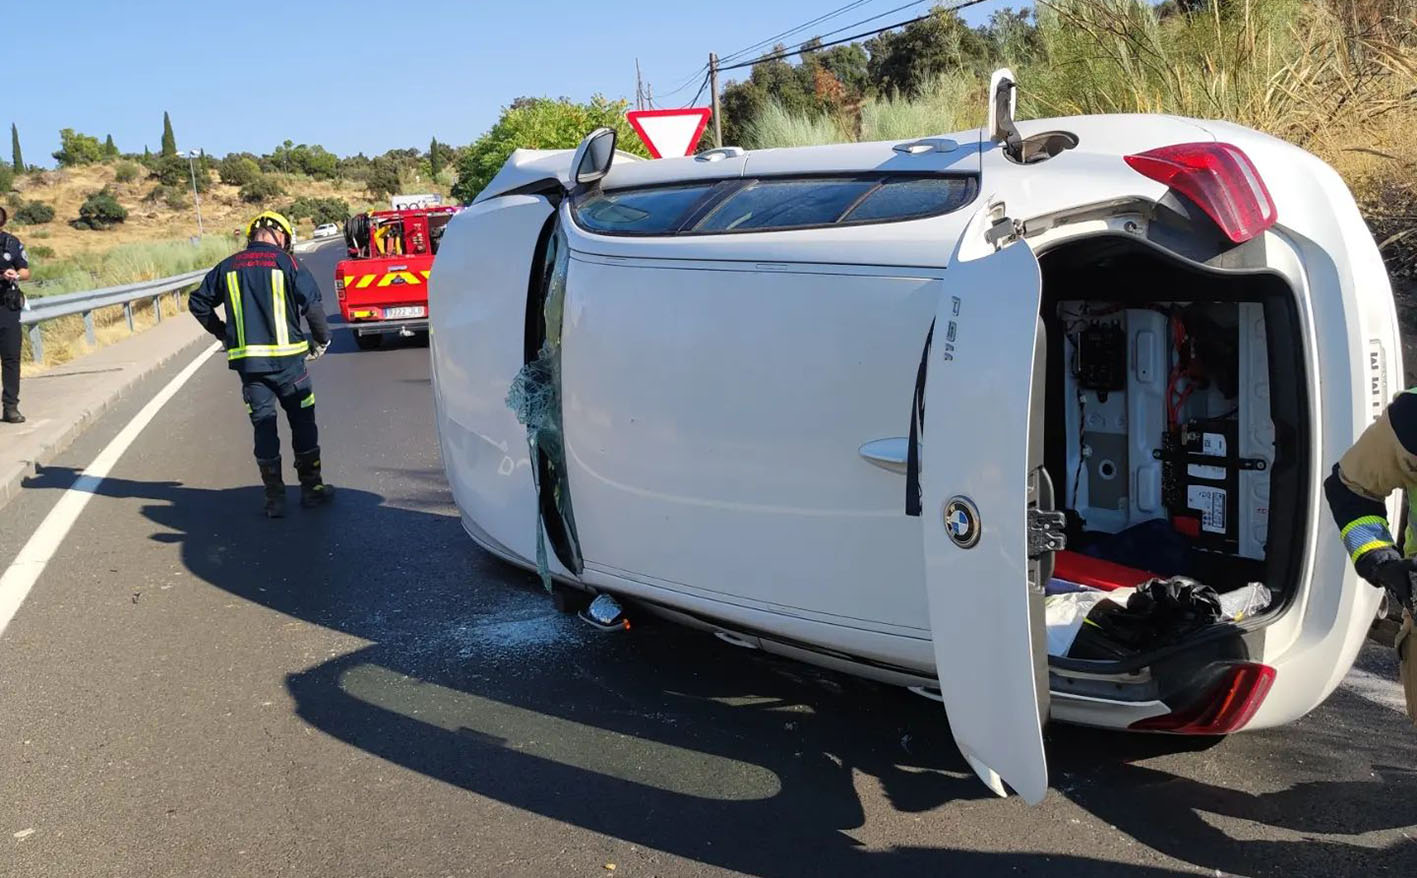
[626,108,713,159]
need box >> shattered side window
[573,183,717,234]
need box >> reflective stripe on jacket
[189,242,331,373]
[1325,391,1417,562]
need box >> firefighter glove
[306,341,329,361]
[1355,547,1417,615]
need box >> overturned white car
[429,73,1400,804]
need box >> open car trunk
[1035,234,1309,711]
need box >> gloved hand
[307,340,330,361]
[1355,547,1417,615]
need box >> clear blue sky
[13,0,1029,166]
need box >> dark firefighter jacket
[189,242,332,374]
[1325,390,1417,563]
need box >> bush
[0,163,12,193]
[12,200,55,225]
[114,161,141,183]
[218,154,262,187]
[287,196,351,226]
[240,174,284,204]
[366,158,401,199]
[73,189,128,230]
[163,187,188,210]
[451,95,649,203]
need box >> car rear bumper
[350,319,429,336]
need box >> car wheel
[354,332,383,351]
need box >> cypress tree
[429,136,442,178]
[161,112,177,157]
[104,134,118,158]
[10,123,21,173]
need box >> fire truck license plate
[384,306,427,319]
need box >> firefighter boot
[258,457,286,519]
[294,447,334,508]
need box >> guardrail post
[83,310,96,346]
[124,302,135,332]
[153,295,163,323]
[27,324,43,363]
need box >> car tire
[354,332,383,351]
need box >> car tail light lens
[1130,663,1276,735]
[1124,142,1277,244]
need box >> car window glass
[694,179,875,232]
[575,184,717,234]
[843,177,977,223]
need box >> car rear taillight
[335,277,346,301]
[1124,142,1277,244]
[1130,663,1276,735]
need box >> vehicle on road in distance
[427,71,1402,804]
[337,204,458,350]
[313,222,340,239]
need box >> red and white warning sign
[626,108,713,159]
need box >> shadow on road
[23,464,1417,875]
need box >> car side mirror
[571,127,617,188]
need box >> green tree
[865,8,992,97]
[239,174,284,204]
[0,164,12,194]
[103,134,118,158]
[429,136,443,178]
[451,95,649,203]
[218,154,262,186]
[161,111,177,157]
[53,129,105,167]
[10,124,21,174]
[366,157,402,199]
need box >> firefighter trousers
[240,359,318,461]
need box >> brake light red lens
[1124,142,1277,244]
[1130,663,1276,735]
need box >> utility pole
[646,82,654,109]
[709,52,722,148]
[181,149,205,237]
[635,58,645,111]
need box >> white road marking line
[0,343,219,639]
[1342,667,1409,714]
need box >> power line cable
[716,0,994,72]
[719,0,880,64]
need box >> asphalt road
[2,242,1416,877]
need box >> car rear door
[918,203,1053,804]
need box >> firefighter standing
[0,207,31,424]
[190,212,333,517]
[1324,392,1417,615]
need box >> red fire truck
[336,205,458,350]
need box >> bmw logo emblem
[943,496,981,549]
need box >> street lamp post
[180,149,205,237]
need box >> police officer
[1325,391,1417,617]
[190,211,333,517]
[0,207,31,424]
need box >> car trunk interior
[1036,234,1310,673]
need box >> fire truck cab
[336,205,458,350]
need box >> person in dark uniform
[0,207,31,424]
[189,211,334,517]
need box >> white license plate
[383,306,426,319]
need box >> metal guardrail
[19,270,207,363]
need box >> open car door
[918,204,1055,804]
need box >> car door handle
[859,438,909,474]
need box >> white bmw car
[428,73,1400,804]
